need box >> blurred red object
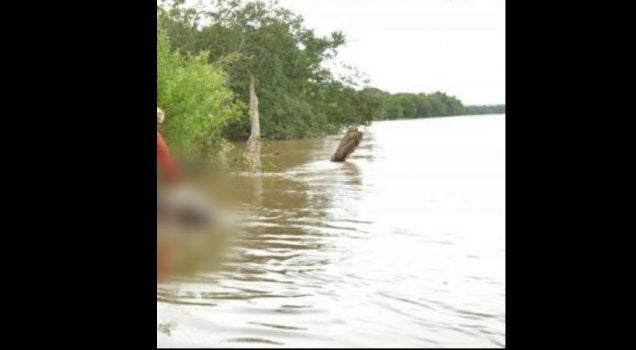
[157,132,182,182]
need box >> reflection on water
[158,115,506,348]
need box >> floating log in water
[331,126,363,162]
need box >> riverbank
[158,1,503,158]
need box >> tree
[157,20,244,160]
[414,93,433,118]
[160,0,351,140]
[384,98,404,119]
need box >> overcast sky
[277,0,505,105]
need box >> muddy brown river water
[157,115,505,348]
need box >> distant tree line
[464,105,506,115]
[372,92,505,120]
[375,91,466,120]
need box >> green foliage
[157,22,244,160]
[464,105,506,115]
[377,92,468,120]
[159,0,371,140]
[157,0,504,158]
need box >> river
[157,114,506,348]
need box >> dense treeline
[464,105,506,115]
[375,93,505,120]
[378,91,467,120]
[157,0,503,160]
[159,0,378,144]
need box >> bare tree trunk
[247,75,261,172]
[331,126,363,162]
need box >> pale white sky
[277,0,505,105]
